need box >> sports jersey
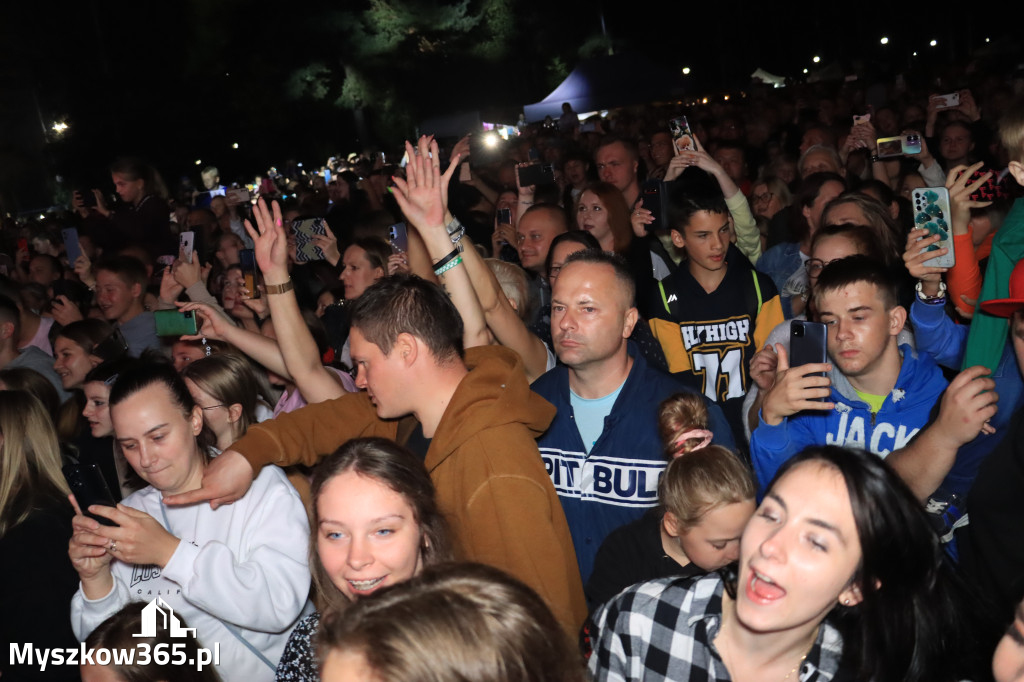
[648,257,783,444]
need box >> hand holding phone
[669,116,695,154]
[762,340,834,425]
[64,463,119,527]
[912,187,955,268]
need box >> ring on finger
[109,540,118,553]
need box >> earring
[843,598,851,605]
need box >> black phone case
[790,320,828,374]
[63,463,119,526]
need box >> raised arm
[391,136,490,349]
[244,198,347,402]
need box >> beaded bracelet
[434,256,463,276]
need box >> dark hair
[85,602,221,682]
[596,136,639,162]
[317,562,583,682]
[347,236,391,275]
[350,274,464,363]
[561,249,636,307]
[310,437,452,612]
[0,295,19,335]
[53,318,114,355]
[812,254,899,310]
[768,446,990,682]
[109,157,168,201]
[95,255,149,290]
[666,170,729,234]
[108,363,215,457]
[30,253,63,277]
[545,230,600,279]
[791,172,847,243]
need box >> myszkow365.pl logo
[9,598,220,672]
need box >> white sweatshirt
[71,465,312,682]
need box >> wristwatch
[264,279,294,295]
[915,279,946,303]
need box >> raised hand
[244,198,290,283]
[390,136,459,233]
[903,228,949,282]
[947,161,993,235]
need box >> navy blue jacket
[531,342,736,583]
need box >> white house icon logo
[134,598,196,638]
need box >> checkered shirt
[587,574,845,682]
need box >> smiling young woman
[587,445,991,682]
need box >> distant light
[483,133,498,148]
[812,55,821,63]
[682,67,691,75]
[912,51,918,57]
[51,121,68,134]
[701,97,708,104]
[232,142,239,149]
[880,37,889,45]
[723,94,730,101]
[195,159,202,165]
[297,162,303,167]
[803,68,809,74]
[929,39,938,47]
[39,214,45,219]
[985,37,990,43]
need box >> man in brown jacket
[166,274,587,634]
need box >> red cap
[980,259,1024,318]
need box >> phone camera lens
[794,326,804,337]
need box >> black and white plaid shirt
[587,574,845,681]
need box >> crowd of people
[5,61,1024,682]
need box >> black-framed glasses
[751,192,774,204]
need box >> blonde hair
[999,98,1024,163]
[657,392,755,530]
[0,391,69,537]
[485,258,533,322]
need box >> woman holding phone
[68,364,311,682]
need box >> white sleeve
[70,573,132,641]
[919,160,947,188]
[159,467,311,632]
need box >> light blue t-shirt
[570,380,626,454]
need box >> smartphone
[179,231,195,264]
[790,320,828,394]
[459,161,472,183]
[934,92,961,110]
[226,187,251,204]
[239,248,259,296]
[92,328,129,363]
[669,116,695,154]
[853,114,871,126]
[640,180,669,235]
[516,163,555,187]
[291,217,327,263]
[154,309,199,336]
[388,223,408,254]
[902,133,922,155]
[51,279,74,307]
[78,189,97,208]
[62,228,83,265]
[323,169,332,184]
[497,208,512,225]
[912,187,955,268]
[63,463,118,526]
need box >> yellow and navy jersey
[648,261,783,438]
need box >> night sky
[0,0,1015,211]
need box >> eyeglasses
[805,258,841,277]
[751,192,774,204]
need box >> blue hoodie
[750,344,947,492]
[532,342,735,583]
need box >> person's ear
[189,405,203,436]
[131,282,143,300]
[0,321,14,341]
[802,203,812,223]
[663,511,681,538]
[394,332,418,366]
[670,229,686,249]
[838,582,864,607]
[506,295,519,313]
[227,403,243,425]
[622,306,639,339]
[888,304,907,336]
[1008,160,1024,187]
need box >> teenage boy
[95,255,161,357]
[750,256,948,490]
[648,182,783,444]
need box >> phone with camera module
[291,217,327,263]
[180,231,195,265]
[790,320,828,398]
[226,188,251,204]
[388,223,408,254]
[516,163,555,187]
[154,309,199,336]
[239,248,259,297]
[912,187,955,268]
[640,180,669,235]
[669,116,695,154]
[63,463,119,527]
[934,92,961,110]
[92,328,129,363]
[853,113,871,126]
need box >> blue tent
[523,52,686,123]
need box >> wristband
[915,279,947,303]
[445,216,462,236]
[434,256,463,276]
[433,247,461,271]
[264,279,294,295]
